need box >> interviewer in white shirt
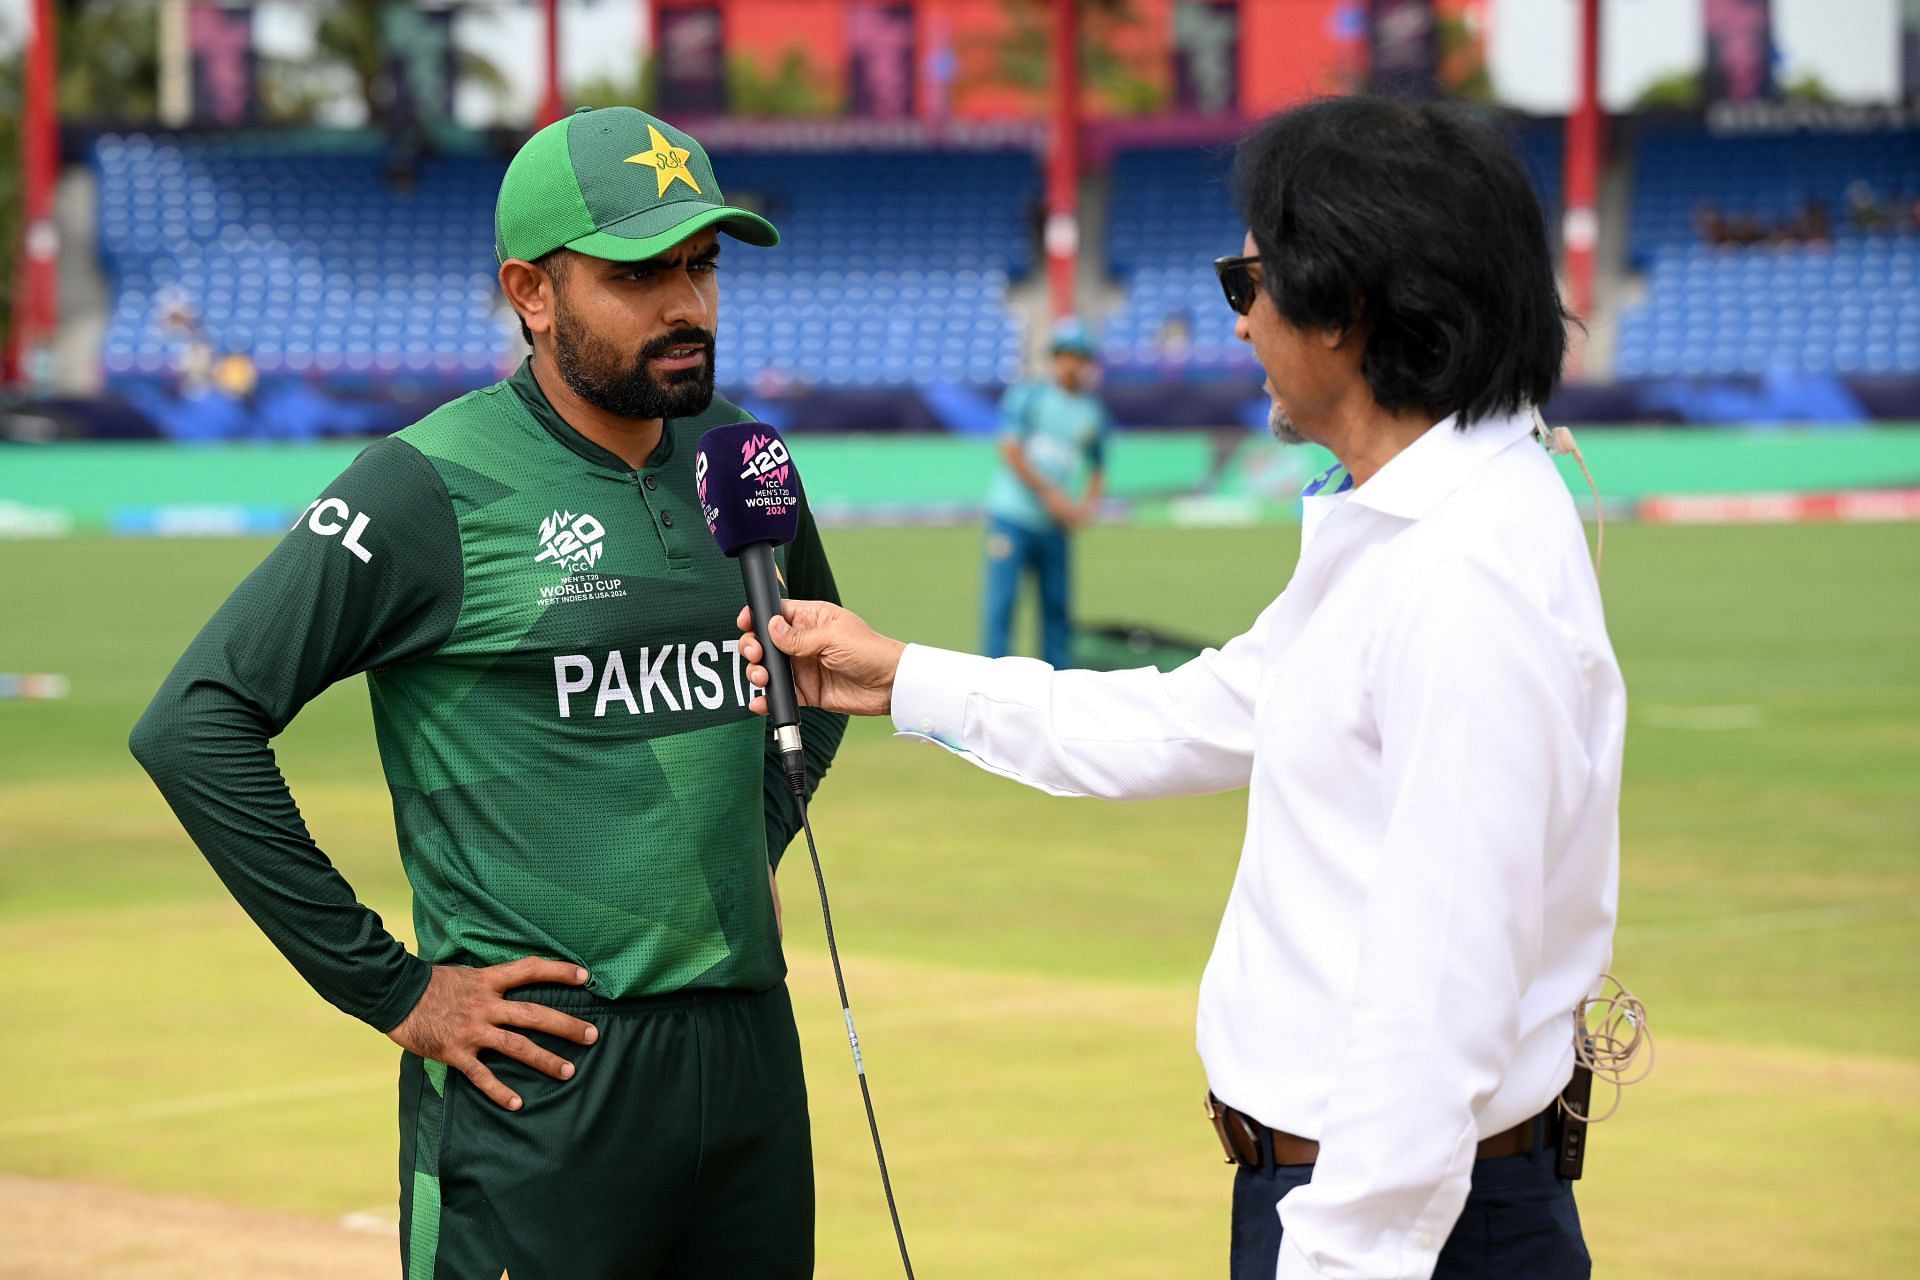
[737,96,1624,1280]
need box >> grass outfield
[2,522,1917,1277]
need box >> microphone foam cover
[696,420,803,556]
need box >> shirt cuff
[1278,1220,1450,1280]
[365,951,434,1034]
[890,643,997,746]
[1276,1234,1326,1280]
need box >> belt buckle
[1205,1092,1260,1169]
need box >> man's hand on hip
[735,601,905,718]
[387,958,598,1111]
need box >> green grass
[2,522,1917,1276]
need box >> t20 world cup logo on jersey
[535,510,606,572]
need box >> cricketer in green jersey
[131,107,847,1279]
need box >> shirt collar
[1344,408,1537,521]
[506,357,677,472]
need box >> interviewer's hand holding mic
[698,421,902,725]
[733,601,905,718]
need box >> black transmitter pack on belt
[1556,1063,1593,1180]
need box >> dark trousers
[981,515,1073,669]
[1229,1118,1591,1279]
[399,983,813,1279]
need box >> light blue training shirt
[985,378,1111,533]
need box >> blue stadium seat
[1101,127,1563,379]
[93,134,1038,395]
[1612,125,1920,377]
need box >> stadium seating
[702,149,1034,389]
[1614,127,1920,378]
[1100,127,1562,377]
[94,122,1911,397]
[95,135,508,386]
[1099,144,1243,373]
[93,135,1036,393]
[1615,239,1920,378]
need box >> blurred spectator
[1730,212,1769,246]
[1846,179,1889,232]
[1156,309,1193,359]
[1693,203,1766,246]
[157,295,218,391]
[1692,201,1729,246]
[1792,199,1834,246]
[384,130,424,192]
[212,352,259,400]
[1699,197,1838,249]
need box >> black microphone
[696,420,807,796]
[700,422,918,1278]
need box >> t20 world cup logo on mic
[695,422,801,549]
[696,448,718,534]
[740,433,797,518]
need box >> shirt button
[1417,1233,1438,1250]
[660,510,673,527]
[642,474,657,491]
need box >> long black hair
[1232,96,1572,426]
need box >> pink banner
[658,6,728,116]
[1705,0,1773,103]
[189,4,256,125]
[847,5,915,119]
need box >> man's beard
[1267,397,1307,445]
[551,308,716,421]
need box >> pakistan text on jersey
[553,641,761,719]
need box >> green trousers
[398,982,814,1279]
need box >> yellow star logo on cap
[625,124,702,198]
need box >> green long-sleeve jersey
[131,360,847,1032]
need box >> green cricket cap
[494,106,779,265]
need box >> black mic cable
[701,420,914,1273]
[752,602,910,1280]
[787,775,917,1279]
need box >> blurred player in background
[131,106,845,1279]
[981,316,1111,669]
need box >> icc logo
[535,510,606,572]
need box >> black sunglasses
[1205,253,1267,316]
[1213,254,1264,316]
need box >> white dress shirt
[891,409,1624,1280]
